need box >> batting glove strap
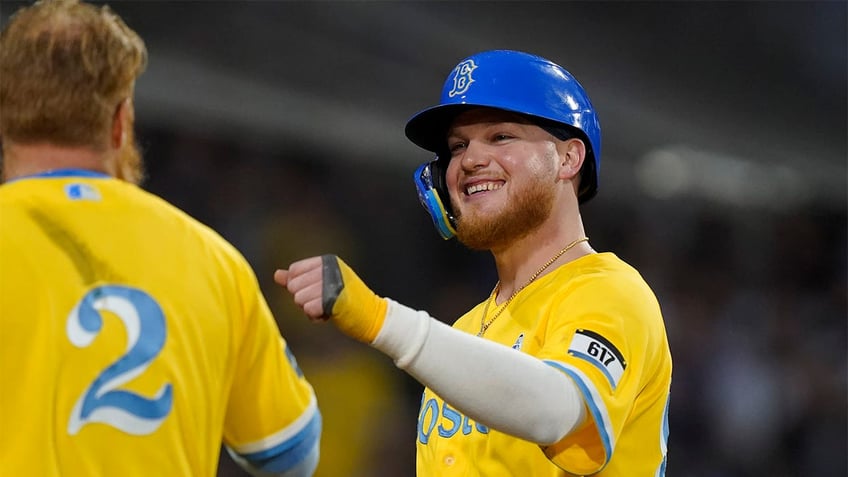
[321,255,387,343]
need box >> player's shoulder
[0,177,58,231]
[1,174,251,271]
[564,253,653,290]
[551,252,662,317]
[568,251,636,273]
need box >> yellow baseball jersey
[0,170,320,476]
[416,252,671,476]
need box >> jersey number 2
[66,285,173,435]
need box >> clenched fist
[275,255,388,343]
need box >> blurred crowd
[138,125,846,477]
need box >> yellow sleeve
[535,272,663,475]
[223,259,319,457]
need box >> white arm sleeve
[372,299,586,445]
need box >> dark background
[2,1,845,476]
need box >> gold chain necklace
[477,236,589,337]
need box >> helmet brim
[404,104,480,154]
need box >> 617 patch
[568,329,626,390]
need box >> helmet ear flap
[413,157,457,240]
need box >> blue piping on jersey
[543,360,613,468]
[655,456,667,477]
[238,411,322,473]
[7,168,110,183]
[569,350,618,389]
[655,393,670,477]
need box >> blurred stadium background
[2,1,844,476]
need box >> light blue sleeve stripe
[569,350,618,389]
[543,360,613,465]
[655,456,667,477]
[655,393,670,477]
[238,410,322,473]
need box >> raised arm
[275,255,586,444]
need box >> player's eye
[449,141,467,155]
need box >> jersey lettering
[66,285,173,435]
[512,332,525,350]
[418,397,488,444]
[568,329,626,390]
[284,345,304,377]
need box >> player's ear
[556,138,586,181]
[111,98,133,149]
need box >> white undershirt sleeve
[371,299,586,445]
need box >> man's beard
[453,173,557,251]
[115,125,145,185]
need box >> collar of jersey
[10,168,110,182]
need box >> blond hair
[0,0,147,149]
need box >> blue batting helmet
[407,49,602,239]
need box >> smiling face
[444,108,570,251]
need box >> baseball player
[278,50,672,475]
[0,1,320,476]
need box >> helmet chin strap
[413,160,456,240]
